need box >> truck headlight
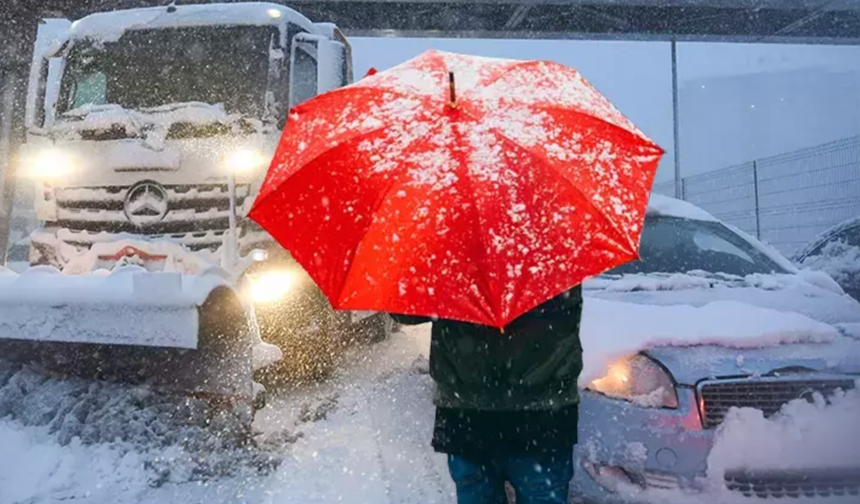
[587,354,678,408]
[27,149,75,179]
[225,149,268,173]
[247,270,299,303]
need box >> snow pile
[252,324,453,504]
[598,386,860,504]
[580,298,839,383]
[586,271,720,292]
[55,102,246,140]
[1,324,444,503]
[586,270,846,297]
[141,102,245,128]
[0,420,155,503]
[61,239,213,276]
[0,261,236,348]
[58,104,146,136]
[794,268,847,295]
[707,385,860,476]
[0,361,283,493]
[800,239,860,290]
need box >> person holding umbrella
[250,50,663,504]
[390,286,584,503]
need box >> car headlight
[26,149,75,180]
[247,270,299,303]
[587,354,678,408]
[225,148,269,173]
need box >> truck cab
[22,2,389,381]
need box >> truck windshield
[59,25,274,118]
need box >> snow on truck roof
[69,2,316,42]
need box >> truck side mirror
[26,18,72,132]
[289,33,320,108]
[288,33,349,110]
[316,39,348,93]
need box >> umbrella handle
[449,72,457,108]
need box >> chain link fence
[651,135,860,255]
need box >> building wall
[679,68,860,176]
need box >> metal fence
[652,135,860,255]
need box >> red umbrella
[249,50,663,328]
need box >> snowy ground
[3,320,860,504]
[0,325,454,504]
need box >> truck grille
[697,376,856,429]
[725,469,860,499]
[51,184,252,250]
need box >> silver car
[571,196,860,503]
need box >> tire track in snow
[256,324,448,504]
[362,371,454,504]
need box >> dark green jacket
[392,286,584,411]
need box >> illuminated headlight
[26,149,75,179]
[247,270,299,303]
[225,148,269,173]
[587,354,678,408]
[266,8,283,19]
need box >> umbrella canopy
[249,50,663,328]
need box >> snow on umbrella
[249,50,664,328]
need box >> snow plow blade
[0,265,253,402]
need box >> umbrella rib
[451,119,502,327]
[535,102,664,157]
[335,116,448,309]
[530,104,662,255]
[466,59,658,147]
[251,90,440,221]
[470,109,640,257]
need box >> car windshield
[809,223,860,257]
[59,25,274,117]
[607,215,788,276]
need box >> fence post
[671,38,683,200]
[752,160,761,240]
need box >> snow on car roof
[645,192,718,222]
[70,2,315,43]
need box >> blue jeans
[447,451,573,504]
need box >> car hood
[583,272,860,385]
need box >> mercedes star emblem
[124,181,169,227]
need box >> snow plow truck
[1,2,393,412]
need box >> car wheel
[352,313,394,344]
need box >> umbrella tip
[448,72,457,108]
